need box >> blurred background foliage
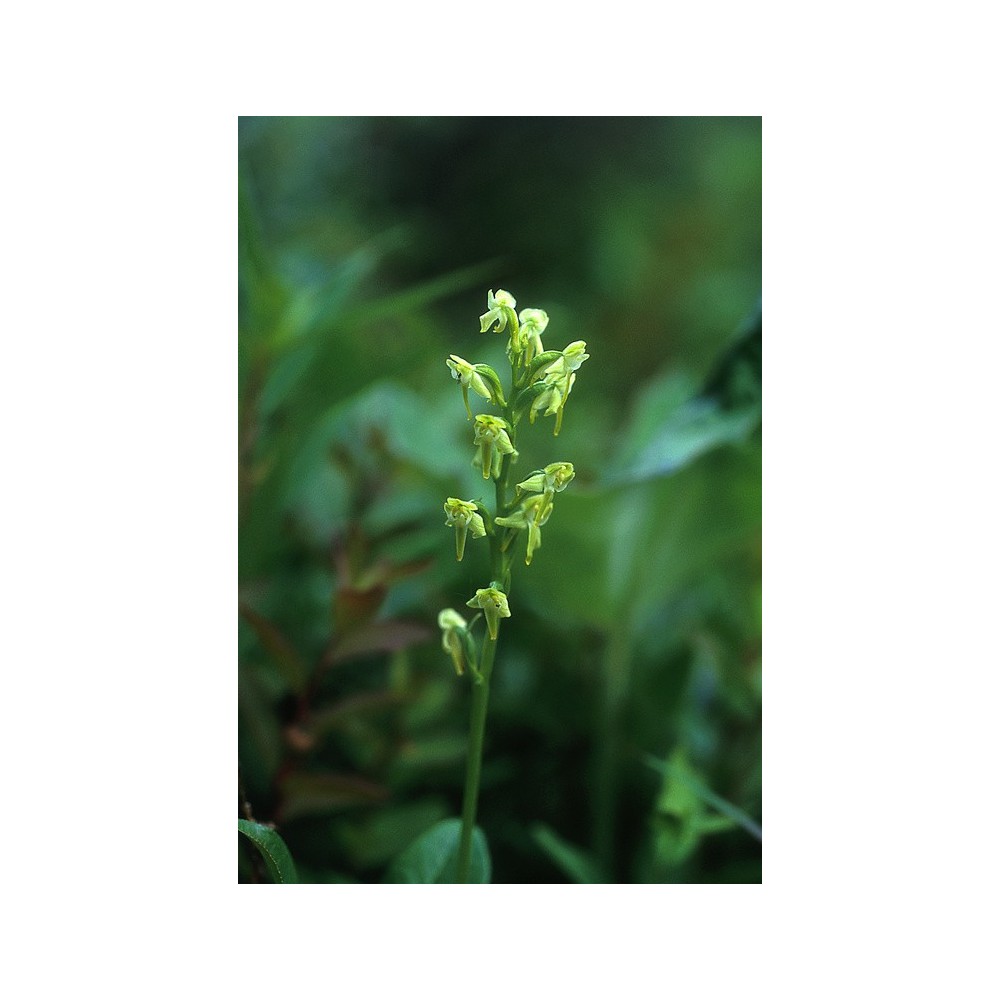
[238,117,761,883]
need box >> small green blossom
[472,414,515,480]
[528,341,590,435]
[517,308,549,364]
[446,355,493,420]
[479,288,518,335]
[516,461,575,498]
[465,586,511,641]
[543,340,590,377]
[529,372,575,436]
[444,497,486,561]
[438,608,469,675]
[495,493,553,566]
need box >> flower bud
[438,608,469,675]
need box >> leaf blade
[238,820,299,884]
[532,824,607,883]
[383,818,491,884]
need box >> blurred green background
[238,116,761,883]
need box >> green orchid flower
[529,371,575,436]
[494,493,553,566]
[543,340,590,377]
[516,461,575,499]
[444,497,487,561]
[479,288,518,335]
[438,608,471,676]
[446,355,493,420]
[472,414,515,480]
[527,341,590,435]
[465,586,511,641]
[517,308,549,365]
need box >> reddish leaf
[239,602,308,694]
[328,619,431,665]
[278,772,389,822]
[305,691,405,739]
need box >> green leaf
[383,818,491,883]
[238,820,299,884]
[532,824,607,883]
[603,371,759,486]
[328,619,431,665]
[339,262,497,329]
[645,753,762,841]
[339,800,450,868]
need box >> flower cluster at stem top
[437,289,590,672]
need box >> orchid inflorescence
[437,289,589,672]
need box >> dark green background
[239,116,761,883]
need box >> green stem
[455,377,519,883]
[456,633,497,882]
[593,626,630,875]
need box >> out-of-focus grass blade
[532,824,607,883]
[602,372,759,487]
[339,260,499,328]
[645,754,762,842]
[238,820,299,884]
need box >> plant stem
[593,626,630,876]
[456,350,522,883]
[456,392,518,881]
[456,633,498,882]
